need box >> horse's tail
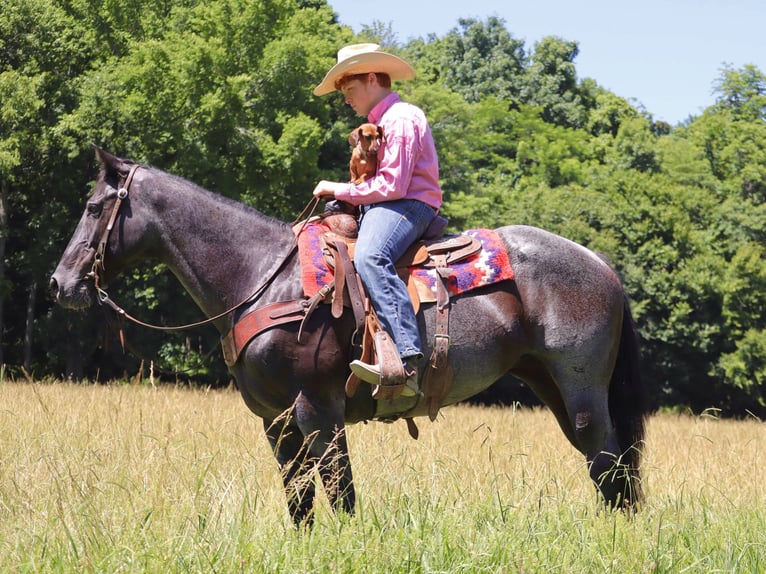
[608,293,647,505]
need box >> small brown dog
[348,123,385,184]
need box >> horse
[50,148,646,524]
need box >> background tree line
[1,0,764,416]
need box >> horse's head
[50,147,149,309]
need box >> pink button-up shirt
[334,92,442,210]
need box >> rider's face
[340,75,377,116]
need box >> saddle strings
[291,196,322,236]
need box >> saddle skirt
[295,215,514,306]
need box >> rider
[312,43,443,398]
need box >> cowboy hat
[313,43,415,96]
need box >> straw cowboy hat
[313,43,415,96]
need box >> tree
[522,36,592,129]
[3,0,350,380]
[420,17,527,104]
[0,70,44,367]
[712,63,766,121]
[587,89,640,138]
[0,0,106,377]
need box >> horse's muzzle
[48,275,95,310]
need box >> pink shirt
[334,92,442,210]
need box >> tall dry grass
[0,380,763,572]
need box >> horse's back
[497,224,618,276]
[496,224,624,309]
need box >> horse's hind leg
[560,385,637,509]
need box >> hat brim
[313,52,415,96]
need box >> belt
[359,201,438,215]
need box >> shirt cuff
[333,182,355,204]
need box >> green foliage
[715,243,766,405]
[157,339,212,379]
[0,71,43,174]
[3,3,766,414]
[587,91,634,137]
[711,63,766,121]
[610,116,660,172]
[522,35,590,128]
[416,17,527,103]
[685,109,766,203]
[718,329,766,405]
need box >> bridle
[85,163,309,332]
[87,163,139,293]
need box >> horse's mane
[145,165,293,231]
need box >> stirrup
[351,362,423,399]
[349,360,419,399]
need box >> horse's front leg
[262,416,318,525]
[314,424,355,515]
[293,389,356,517]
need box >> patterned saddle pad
[297,221,514,302]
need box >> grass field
[0,380,763,573]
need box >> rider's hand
[312,180,340,200]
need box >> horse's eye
[86,201,103,216]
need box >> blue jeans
[355,199,436,360]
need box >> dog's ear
[348,128,361,146]
[377,125,385,144]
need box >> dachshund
[348,123,385,184]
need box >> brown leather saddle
[220,213,481,427]
[319,214,481,421]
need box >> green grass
[0,381,763,572]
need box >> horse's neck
[149,181,299,322]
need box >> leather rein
[87,164,304,332]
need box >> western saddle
[220,212,482,429]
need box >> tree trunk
[65,315,84,381]
[23,281,36,374]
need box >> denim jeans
[355,199,436,360]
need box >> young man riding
[312,43,443,399]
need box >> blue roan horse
[50,148,646,523]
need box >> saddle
[318,213,481,421]
[220,212,509,436]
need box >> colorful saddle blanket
[297,220,514,301]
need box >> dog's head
[348,123,385,154]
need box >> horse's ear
[92,145,131,177]
[93,145,118,169]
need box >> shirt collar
[368,92,400,124]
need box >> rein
[88,165,318,332]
